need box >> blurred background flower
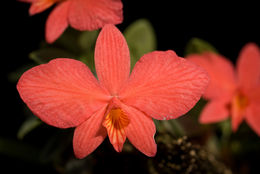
[20,0,123,43]
[187,43,260,134]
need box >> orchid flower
[17,25,209,158]
[187,43,260,135]
[20,0,123,43]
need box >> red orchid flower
[20,0,123,43]
[17,25,209,158]
[187,43,260,135]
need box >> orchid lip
[232,91,249,113]
[101,96,130,152]
[103,107,129,152]
[230,90,250,131]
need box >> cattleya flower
[187,43,260,135]
[17,24,209,158]
[20,0,123,43]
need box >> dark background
[2,0,260,173]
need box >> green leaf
[185,37,218,56]
[78,30,99,72]
[155,119,186,137]
[186,98,207,118]
[79,50,95,73]
[124,19,157,69]
[79,30,99,52]
[164,119,186,137]
[29,47,75,64]
[54,28,82,54]
[17,116,42,140]
[218,119,232,147]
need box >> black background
[2,0,260,173]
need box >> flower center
[232,92,249,112]
[230,91,249,131]
[103,108,129,152]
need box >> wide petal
[45,0,70,43]
[73,106,107,159]
[237,43,260,90]
[247,84,260,102]
[95,24,130,95]
[245,102,260,136]
[199,100,230,123]
[187,52,237,100]
[120,104,156,157]
[119,51,209,120]
[68,0,123,31]
[17,58,109,128]
[29,0,55,15]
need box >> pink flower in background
[20,0,123,43]
[17,24,209,158]
[187,43,260,135]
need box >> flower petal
[237,43,260,90]
[95,24,130,95]
[199,100,229,123]
[120,51,209,120]
[245,102,260,136]
[73,106,107,159]
[68,0,123,31]
[45,0,70,43]
[187,52,237,100]
[17,58,109,128]
[248,84,260,102]
[29,0,55,15]
[121,104,156,157]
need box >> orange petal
[68,0,123,30]
[237,43,260,90]
[73,106,107,159]
[199,100,230,123]
[187,52,237,100]
[45,0,70,43]
[95,24,130,95]
[17,58,110,128]
[245,102,260,136]
[103,108,129,152]
[29,0,56,15]
[121,104,156,157]
[120,51,209,120]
